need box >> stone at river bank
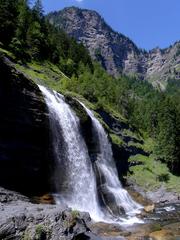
[91,220,180,240]
[0,187,180,240]
[0,187,128,240]
[0,192,91,240]
[127,182,180,205]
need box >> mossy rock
[65,96,90,124]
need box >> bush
[35,224,46,240]
[157,173,170,182]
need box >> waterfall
[79,102,143,219]
[39,85,142,225]
[38,85,104,222]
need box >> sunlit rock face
[47,7,180,89]
[47,7,143,78]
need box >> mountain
[47,7,180,89]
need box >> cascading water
[39,85,142,224]
[79,102,143,223]
[38,85,104,221]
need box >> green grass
[0,47,16,59]
[128,141,144,149]
[110,133,125,147]
[15,61,69,91]
[71,210,80,219]
[165,174,180,193]
[122,128,141,140]
[62,90,97,111]
[142,137,155,153]
[128,154,180,192]
[35,224,46,240]
[99,104,127,123]
[175,64,180,71]
[127,137,155,153]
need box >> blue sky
[34,0,180,50]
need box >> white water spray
[39,85,104,221]
[39,85,143,224]
[79,102,143,223]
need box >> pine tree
[0,0,18,46]
[26,20,44,59]
[33,0,44,19]
[155,99,178,172]
[16,0,30,43]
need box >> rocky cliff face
[0,54,51,195]
[146,43,180,89]
[47,7,180,88]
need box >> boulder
[144,204,155,213]
[149,229,174,240]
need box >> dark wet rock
[0,187,29,203]
[64,96,94,152]
[97,184,125,216]
[74,232,126,240]
[65,96,90,125]
[0,54,52,196]
[73,232,102,240]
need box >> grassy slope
[128,150,180,193]
[1,48,179,194]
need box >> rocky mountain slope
[47,7,180,89]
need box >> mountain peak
[47,7,141,77]
[47,7,180,87]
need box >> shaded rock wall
[0,55,52,195]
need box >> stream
[90,202,180,239]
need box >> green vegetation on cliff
[129,154,180,193]
[60,64,180,175]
